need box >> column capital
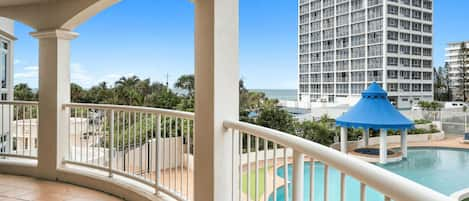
[30,29,79,40]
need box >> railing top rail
[223,120,454,201]
[0,100,39,105]
[63,103,194,119]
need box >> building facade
[298,0,434,108]
[446,41,469,101]
[0,17,15,153]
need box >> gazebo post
[363,128,369,147]
[340,127,348,153]
[379,128,387,164]
[401,129,408,158]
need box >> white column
[379,128,387,164]
[340,127,347,153]
[364,128,369,147]
[31,29,78,180]
[193,0,239,200]
[293,151,304,201]
[401,129,408,158]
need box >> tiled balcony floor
[0,174,122,201]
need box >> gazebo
[335,82,414,164]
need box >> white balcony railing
[63,103,194,201]
[224,120,453,201]
[0,101,39,159]
[0,102,446,201]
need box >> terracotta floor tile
[0,174,122,201]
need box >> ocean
[250,89,297,101]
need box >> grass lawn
[463,198,469,201]
[242,167,267,201]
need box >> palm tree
[14,83,36,101]
[174,75,194,97]
[114,76,142,105]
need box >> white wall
[0,17,14,36]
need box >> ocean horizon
[250,89,297,101]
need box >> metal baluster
[324,164,329,201]
[360,183,366,201]
[180,118,184,194]
[247,134,251,201]
[29,105,32,157]
[340,173,345,201]
[255,136,259,201]
[186,119,190,199]
[163,116,167,186]
[169,116,173,190]
[155,113,162,195]
[86,109,89,163]
[238,130,242,201]
[273,143,277,201]
[22,105,25,156]
[109,110,114,177]
[174,117,178,191]
[116,111,120,171]
[133,112,137,175]
[128,112,131,173]
[310,158,315,201]
[264,139,268,201]
[140,112,143,177]
[284,147,289,201]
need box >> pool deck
[392,134,469,150]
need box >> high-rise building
[298,0,433,108]
[0,17,15,153]
[446,41,469,101]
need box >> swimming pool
[269,147,469,201]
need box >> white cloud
[14,65,38,79]
[14,59,21,65]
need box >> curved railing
[224,120,454,201]
[0,101,39,159]
[63,103,194,201]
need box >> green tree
[297,121,335,145]
[14,83,37,101]
[256,106,295,134]
[71,83,86,103]
[174,74,195,98]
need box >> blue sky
[11,0,469,89]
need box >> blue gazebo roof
[335,83,414,130]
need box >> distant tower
[298,0,434,108]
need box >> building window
[400,58,411,67]
[400,33,410,42]
[387,44,398,53]
[412,10,422,20]
[387,57,398,66]
[388,5,399,15]
[400,45,410,55]
[387,18,399,28]
[368,57,383,69]
[400,7,411,17]
[387,31,398,41]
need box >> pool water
[269,148,469,201]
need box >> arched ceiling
[0,0,119,31]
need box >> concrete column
[379,128,387,164]
[401,129,408,158]
[31,29,78,180]
[193,0,239,200]
[340,127,347,153]
[364,128,369,147]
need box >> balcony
[0,1,456,201]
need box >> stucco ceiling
[0,0,40,7]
